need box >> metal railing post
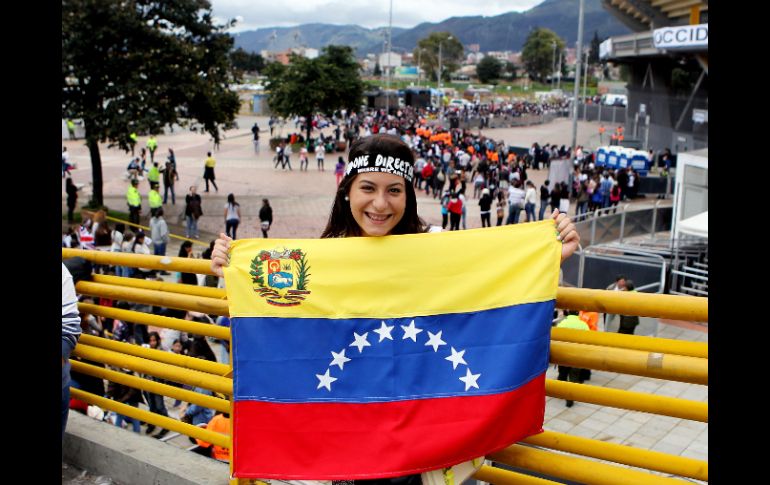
[618,207,625,243]
[577,246,585,288]
[651,199,660,239]
[590,211,597,246]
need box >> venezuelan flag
[224,221,561,479]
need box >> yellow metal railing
[64,248,708,484]
[103,215,209,248]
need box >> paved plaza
[62,116,705,482]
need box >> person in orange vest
[579,310,600,331]
[598,125,606,144]
[610,133,618,145]
[194,410,231,462]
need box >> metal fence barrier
[63,249,707,484]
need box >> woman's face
[149,335,159,349]
[348,172,407,237]
[172,341,182,354]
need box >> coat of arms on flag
[250,248,311,306]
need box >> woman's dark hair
[178,240,193,257]
[148,331,161,347]
[227,193,238,206]
[131,231,145,252]
[321,134,427,238]
[188,335,217,362]
[114,223,125,234]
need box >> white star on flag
[401,320,423,342]
[330,349,351,370]
[445,347,467,369]
[425,330,447,352]
[349,332,371,353]
[373,321,394,342]
[316,369,337,391]
[459,368,481,391]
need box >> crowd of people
[63,245,232,461]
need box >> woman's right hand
[210,233,233,278]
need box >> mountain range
[232,0,630,57]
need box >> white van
[601,94,627,107]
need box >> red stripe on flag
[233,374,545,480]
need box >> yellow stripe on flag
[224,220,560,319]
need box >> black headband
[345,153,414,182]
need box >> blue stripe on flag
[232,300,554,403]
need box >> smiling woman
[321,134,428,238]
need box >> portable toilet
[595,146,608,167]
[629,150,652,175]
[618,148,632,170]
[606,146,621,170]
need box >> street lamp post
[417,48,423,87]
[571,0,585,153]
[551,41,556,86]
[385,0,393,115]
[582,49,589,121]
[438,35,453,91]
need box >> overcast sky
[211,0,545,32]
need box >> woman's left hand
[551,209,580,263]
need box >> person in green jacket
[129,132,138,156]
[147,161,161,189]
[148,182,163,217]
[126,179,142,225]
[67,119,76,140]
[147,135,158,163]
[555,310,590,407]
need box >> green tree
[476,56,502,84]
[62,0,240,206]
[588,31,602,66]
[503,61,518,80]
[373,61,382,77]
[231,47,265,74]
[265,45,364,142]
[521,28,566,83]
[413,32,464,84]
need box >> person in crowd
[203,151,218,192]
[555,310,590,407]
[524,180,537,223]
[604,275,627,330]
[161,149,179,205]
[184,186,203,239]
[506,180,525,225]
[316,142,326,172]
[131,231,154,279]
[479,188,492,228]
[446,191,463,231]
[224,194,241,240]
[143,331,170,439]
[150,208,169,261]
[126,179,142,225]
[208,134,579,484]
[79,218,95,250]
[335,156,346,187]
[193,408,231,462]
[259,199,273,238]
[495,191,506,226]
[178,241,199,286]
[107,370,143,433]
[62,263,82,440]
[539,180,550,221]
[618,281,640,335]
[66,177,79,223]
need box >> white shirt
[507,186,525,205]
[524,187,538,205]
